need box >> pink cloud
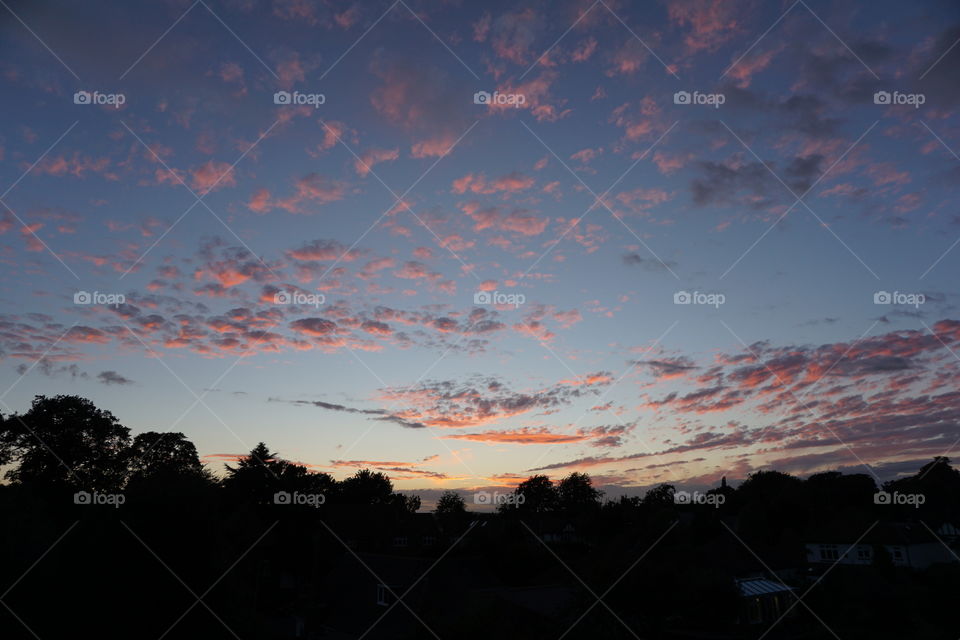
[667,0,741,53]
[726,46,781,88]
[571,37,598,62]
[247,188,271,213]
[312,121,354,155]
[219,62,244,83]
[460,202,548,236]
[334,4,361,29]
[473,12,491,42]
[652,150,692,175]
[410,134,458,159]
[35,154,110,178]
[413,246,434,260]
[20,223,44,252]
[272,0,322,25]
[248,174,345,214]
[607,40,649,76]
[452,171,534,195]
[287,239,363,262]
[276,53,308,89]
[354,147,399,177]
[191,160,236,193]
[553,309,583,329]
[65,326,110,344]
[571,147,602,164]
[489,72,569,122]
[609,97,662,141]
[394,261,440,281]
[490,8,538,64]
[290,317,339,336]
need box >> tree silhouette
[501,474,557,514]
[223,442,286,503]
[556,471,603,514]
[643,483,676,506]
[885,456,960,522]
[435,490,467,516]
[915,456,960,484]
[434,490,468,535]
[0,395,130,490]
[338,468,394,505]
[392,492,421,513]
[735,470,805,542]
[127,431,207,483]
[225,441,278,474]
[222,441,337,506]
[805,470,876,520]
[278,459,336,495]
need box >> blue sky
[1,0,959,496]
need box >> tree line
[3,395,960,525]
[2,394,960,639]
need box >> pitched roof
[736,578,794,597]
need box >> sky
[1,0,959,500]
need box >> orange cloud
[354,147,399,177]
[452,171,534,195]
[191,160,235,194]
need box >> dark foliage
[1,396,958,639]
